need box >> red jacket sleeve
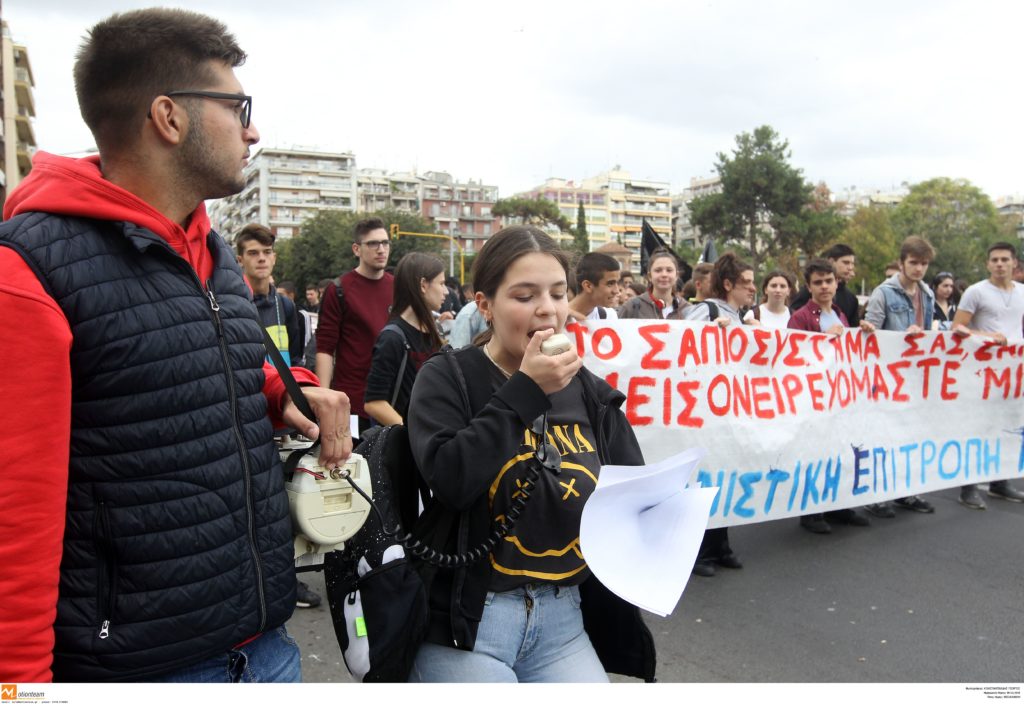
[0,248,73,682]
[262,361,319,427]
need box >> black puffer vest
[0,212,295,681]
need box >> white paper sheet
[579,448,718,617]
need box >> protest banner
[568,319,1024,528]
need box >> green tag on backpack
[355,616,367,638]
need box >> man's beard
[178,106,245,200]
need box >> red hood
[5,152,213,279]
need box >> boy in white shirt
[952,242,1024,509]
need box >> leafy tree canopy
[688,125,814,276]
[492,197,571,232]
[839,205,899,294]
[686,126,853,279]
[275,208,443,290]
[890,177,1012,282]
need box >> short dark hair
[987,241,1019,259]
[900,236,935,263]
[74,8,246,156]
[277,281,296,296]
[803,259,836,285]
[317,278,333,292]
[884,260,901,273]
[305,283,318,292]
[235,223,275,255]
[821,243,855,260]
[354,217,387,243]
[576,252,620,286]
[691,263,714,282]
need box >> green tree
[688,125,813,276]
[841,205,899,294]
[674,241,701,274]
[774,182,846,268]
[275,208,441,290]
[493,196,572,232]
[890,178,1005,282]
[572,202,589,254]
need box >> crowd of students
[6,7,1021,685]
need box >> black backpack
[323,347,541,682]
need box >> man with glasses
[316,217,395,434]
[0,8,351,683]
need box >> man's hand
[859,320,876,333]
[824,323,845,337]
[714,315,732,328]
[282,387,353,467]
[438,311,455,322]
[952,323,972,338]
[906,325,924,334]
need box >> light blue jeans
[141,626,302,683]
[409,583,608,683]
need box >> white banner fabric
[568,319,1024,528]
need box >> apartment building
[208,147,358,240]
[1,21,36,204]
[419,171,501,255]
[672,175,722,249]
[578,168,671,275]
[514,177,610,252]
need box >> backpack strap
[380,323,412,409]
[446,346,495,415]
[704,300,720,320]
[597,306,607,320]
[752,304,761,321]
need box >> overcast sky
[6,0,1023,200]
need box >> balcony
[17,141,35,172]
[15,113,35,145]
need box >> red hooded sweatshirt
[0,153,316,682]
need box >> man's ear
[148,95,188,146]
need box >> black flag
[640,219,691,282]
[699,238,718,264]
[640,219,668,275]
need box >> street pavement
[288,484,1024,683]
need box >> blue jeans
[141,626,302,683]
[409,583,608,683]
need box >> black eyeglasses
[165,90,252,128]
[358,239,391,250]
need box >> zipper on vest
[205,279,268,633]
[94,499,118,639]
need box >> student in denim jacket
[863,236,938,517]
